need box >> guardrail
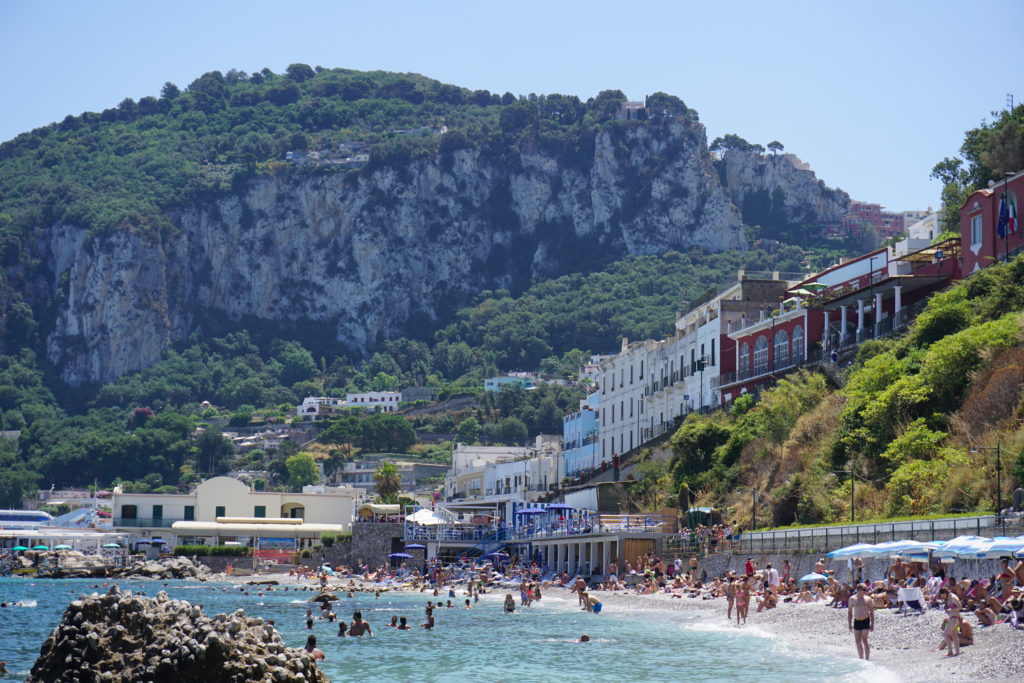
[727,516,1023,555]
[113,518,182,528]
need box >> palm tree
[374,461,402,503]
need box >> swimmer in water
[578,634,591,643]
[504,594,516,613]
[304,635,325,661]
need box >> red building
[960,170,1023,274]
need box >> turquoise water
[0,578,883,681]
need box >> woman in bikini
[736,578,751,625]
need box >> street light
[969,444,1003,528]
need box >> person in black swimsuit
[848,584,874,660]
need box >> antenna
[1009,93,1015,110]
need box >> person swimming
[504,594,516,613]
[397,616,411,630]
[304,635,325,661]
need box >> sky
[1,0,1021,212]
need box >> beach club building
[111,476,359,553]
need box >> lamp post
[970,444,1002,529]
[1001,171,1014,262]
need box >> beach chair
[897,587,925,614]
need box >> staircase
[819,360,847,388]
[456,529,508,561]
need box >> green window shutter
[152,505,163,520]
[215,506,226,518]
[184,506,195,521]
[254,505,266,518]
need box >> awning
[171,521,346,536]
[357,503,401,519]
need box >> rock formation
[717,148,850,226]
[29,585,328,682]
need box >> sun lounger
[897,587,924,614]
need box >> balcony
[113,517,182,528]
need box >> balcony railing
[113,517,182,528]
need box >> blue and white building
[563,392,600,477]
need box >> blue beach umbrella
[102,543,121,548]
[54,544,73,550]
[11,545,29,551]
[932,536,989,559]
[404,543,426,549]
[973,535,1024,560]
[799,573,828,582]
[33,545,49,550]
[547,503,574,511]
[827,543,875,559]
[515,508,546,515]
[388,552,413,559]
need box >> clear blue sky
[1,0,1021,211]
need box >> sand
[595,590,1024,682]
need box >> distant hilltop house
[297,392,404,420]
[230,429,290,452]
[825,202,931,241]
[484,373,539,392]
[285,146,370,168]
[615,101,645,120]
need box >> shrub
[174,544,251,557]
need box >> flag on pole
[1010,197,1018,234]
[997,196,1009,238]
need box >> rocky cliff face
[718,149,850,225]
[42,118,748,385]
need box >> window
[754,336,769,374]
[152,505,163,520]
[739,343,750,373]
[120,505,137,520]
[793,325,804,361]
[630,365,634,384]
[774,330,789,368]
[640,360,644,379]
[184,505,195,521]
[215,505,226,519]
[711,339,716,366]
[254,505,266,518]
[971,214,983,246]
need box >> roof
[357,503,401,518]
[170,521,345,536]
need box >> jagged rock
[718,148,850,227]
[312,593,338,602]
[29,588,328,683]
[40,117,747,386]
[111,556,213,580]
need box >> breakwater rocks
[116,556,212,580]
[23,553,213,579]
[29,585,328,682]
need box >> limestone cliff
[718,149,850,226]
[42,118,747,385]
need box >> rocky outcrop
[115,556,212,580]
[40,118,746,385]
[718,149,850,226]
[30,585,328,682]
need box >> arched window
[792,325,804,362]
[774,329,789,368]
[753,336,769,375]
[739,343,750,376]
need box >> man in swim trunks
[848,583,874,660]
[348,610,373,636]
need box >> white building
[111,476,359,549]
[297,396,346,420]
[345,391,402,412]
[594,274,802,462]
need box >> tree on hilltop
[767,140,784,156]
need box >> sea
[0,577,889,682]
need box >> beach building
[111,476,359,552]
[563,392,599,477]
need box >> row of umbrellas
[827,535,1024,561]
[8,542,122,551]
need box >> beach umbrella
[932,535,989,559]
[102,543,121,548]
[11,545,29,551]
[867,540,941,558]
[803,282,828,290]
[404,543,426,549]
[799,573,828,582]
[973,535,1024,560]
[388,552,413,559]
[54,544,72,550]
[515,508,546,515]
[33,545,49,550]
[827,543,876,559]
[547,503,574,511]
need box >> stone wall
[350,522,405,568]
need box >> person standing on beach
[725,579,736,619]
[848,584,874,660]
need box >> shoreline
[592,590,1022,682]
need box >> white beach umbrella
[827,543,876,559]
[973,535,1024,560]
[931,536,990,559]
